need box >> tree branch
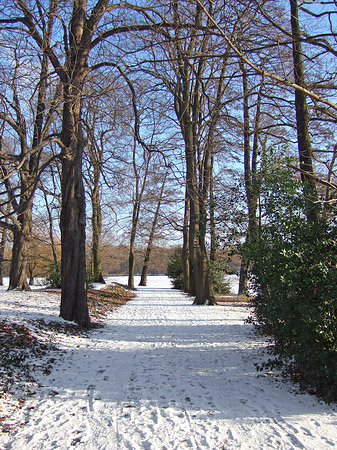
[196,0,337,117]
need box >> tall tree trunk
[238,61,263,295]
[59,72,90,327]
[290,0,319,223]
[59,0,99,328]
[128,142,151,289]
[59,141,89,327]
[178,46,211,304]
[43,188,59,266]
[0,225,6,286]
[209,154,216,264]
[128,205,138,290]
[91,181,105,283]
[139,174,166,286]
[198,127,215,305]
[182,193,190,293]
[185,134,211,304]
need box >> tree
[83,110,106,284]
[0,0,160,326]
[238,62,264,295]
[289,0,319,222]
[139,171,167,286]
[144,0,236,304]
[128,143,151,289]
[0,212,9,285]
[196,0,337,114]
[0,32,60,290]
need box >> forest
[0,1,337,399]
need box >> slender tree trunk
[238,259,249,295]
[290,0,319,223]
[323,144,337,219]
[139,175,166,286]
[0,226,6,286]
[182,193,190,293]
[91,182,105,283]
[43,189,59,265]
[128,205,138,290]
[184,122,204,302]
[209,155,216,264]
[128,140,151,289]
[199,130,215,305]
[138,248,150,287]
[238,61,262,295]
[180,62,210,304]
[186,140,211,304]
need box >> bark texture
[139,174,166,286]
[290,0,319,223]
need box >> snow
[1,275,337,449]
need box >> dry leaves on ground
[0,283,135,434]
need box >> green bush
[209,260,231,295]
[166,247,184,290]
[249,153,337,401]
[45,262,61,288]
[45,262,96,289]
[166,247,230,294]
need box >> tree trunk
[128,140,151,289]
[43,188,59,265]
[182,193,190,293]
[185,137,211,304]
[28,263,35,286]
[59,0,96,328]
[8,210,31,291]
[138,248,150,287]
[59,72,90,327]
[60,142,89,327]
[128,208,137,290]
[0,214,9,286]
[209,155,216,264]
[290,0,319,223]
[91,182,105,283]
[238,61,263,295]
[171,1,220,304]
[238,257,249,295]
[139,175,166,286]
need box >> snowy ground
[1,275,337,449]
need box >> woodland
[0,1,337,399]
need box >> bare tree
[0,30,60,291]
[289,0,320,222]
[139,171,167,286]
[0,1,162,326]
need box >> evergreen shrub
[166,247,230,294]
[249,153,337,401]
[45,262,61,288]
[45,262,96,289]
[166,247,184,290]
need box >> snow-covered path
[1,276,337,449]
